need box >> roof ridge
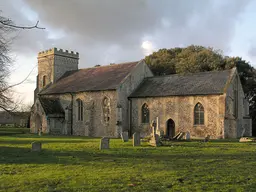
[78,61,140,71]
[147,69,232,79]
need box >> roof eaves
[39,88,117,95]
[128,92,224,99]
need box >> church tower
[37,48,79,91]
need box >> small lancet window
[141,103,149,123]
[194,103,204,125]
[77,99,83,121]
[42,75,46,87]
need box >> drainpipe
[128,98,132,137]
[69,93,74,135]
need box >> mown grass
[0,129,256,192]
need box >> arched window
[102,97,110,123]
[42,75,46,87]
[77,99,83,121]
[141,103,149,123]
[194,103,204,125]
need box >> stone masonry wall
[72,91,117,137]
[53,54,78,83]
[30,98,48,134]
[37,48,79,92]
[117,60,153,136]
[131,95,226,139]
[225,71,251,137]
[31,90,118,137]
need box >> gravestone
[31,141,42,152]
[133,132,140,146]
[121,132,129,142]
[149,119,161,146]
[177,132,185,140]
[151,120,157,136]
[38,126,42,136]
[204,135,210,142]
[185,132,190,140]
[100,137,110,150]
[149,134,161,147]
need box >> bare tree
[0,12,44,112]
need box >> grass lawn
[0,129,256,192]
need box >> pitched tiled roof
[39,97,64,115]
[129,69,233,98]
[40,61,139,95]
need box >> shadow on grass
[0,139,98,145]
[0,145,255,165]
[0,134,99,144]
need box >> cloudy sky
[1,0,256,105]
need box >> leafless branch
[0,19,45,30]
[0,65,37,93]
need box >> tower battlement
[38,48,79,59]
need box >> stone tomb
[133,132,141,146]
[121,131,129,142]
[100,137,110,150]
[31,141,42,152]
[239,137,256,142]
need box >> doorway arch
[166,119,175,138]
[35,114,41,133]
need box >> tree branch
[0,65,37,93]
[0,20,45,30]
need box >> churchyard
[0,128,256,192]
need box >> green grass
[0,129,256,192]
[0,127,30,135]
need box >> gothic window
[102,97,110,124]
[42,75,46,87]
[194,103,204,125]
[77,99,83,121]
[141,103,149,123]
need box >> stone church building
[30,48,252,139]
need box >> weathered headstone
[149,119,162,146]
[155,117,161,135]
[185,132,190,140]
[177,132,185,140]
[31,141,42,152]
[204,135,210,142]
[173,132,182,140]
[100,137,110,150]
[149,134,161,147]
[121,131,129,142]
[151,120,157,136]
[133,132,141,146]
[38,126,42,136]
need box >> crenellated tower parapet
[38,47,79,59]
[37,48,79,92]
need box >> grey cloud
[0,0,253,67]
